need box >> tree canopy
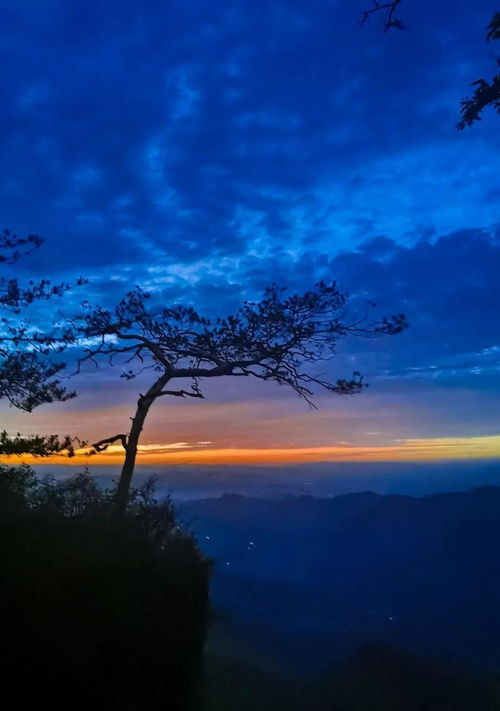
[0,431,81,457]
[0,228,80,411]
[76,283,406,402]
[0,228,85,456]
[67,282,407,513]
[457,13,500,129]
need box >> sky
[1,0,499,467]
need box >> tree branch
[91,433,128,453]
[361,0,406,31]
[156,389,205,399]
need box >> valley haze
[32,459,500,501]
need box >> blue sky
[1,0,499,462]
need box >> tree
[0,431,81,457]
[0,228,84,455]
[0,227,76,411]
[361,3,500,129]
[69,283,407,515]
[457,13,500,129]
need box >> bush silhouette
[0,467,211,710]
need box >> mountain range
[182,485,500,675]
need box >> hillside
[182,486,500,674]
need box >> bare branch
[91,433,128,453]
[361,0,406,31]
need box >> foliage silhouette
[361,3,500,129]
[0,228,86,455]
[0,430,83,456]
[0,227,77,411]
[0,464,186,542]
[458,13,500,129]
[66,283,406,514]
[0,466,210,710]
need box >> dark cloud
[0,0,497,279]
[326,227,500,388]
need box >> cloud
[5,434,500,467]
[0,0,497,292]
[92,440,213,455]
[1,0,499,458]
[327,227,500,385]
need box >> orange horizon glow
[2,434,500,467]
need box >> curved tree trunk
[113,372,170,517]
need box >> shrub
[0,466,211,710]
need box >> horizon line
[3,434,500,467]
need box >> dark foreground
[202,643,500,710]
[0,468,210,710]
[185,486,500,674]
[2,468,500,709]
[194,485,500,709]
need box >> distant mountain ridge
[182,485,500,674]
[192,483,500,514]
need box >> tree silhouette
[0,229,42,265]
[0,228,77,411]
[457,13,500,129]
[69,283,407,515]
[0,431,81,457]
[0,228,84,455]
[361,3,500,129]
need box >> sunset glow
[3,434,499,467]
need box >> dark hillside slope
[0,506,209,710]
[184,486,500,673]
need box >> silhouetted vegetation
[0,430,83,456]
[458,13,500,129]
[362,3,500,129]
[0,228,83,411]
[0,228,85,456]
[0,466,211,710]
[65,284,406,513]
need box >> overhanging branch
[156,389,205,399]
[361,0,405,31]
[91,433,128,453]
